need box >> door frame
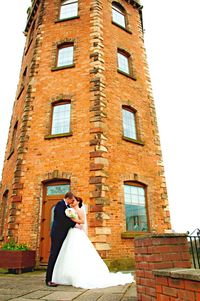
[39,180,70,265]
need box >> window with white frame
[60,0,78,20]
[124,183,148,232]
[117,51,130,74]
[57,45,74,67]
[112,2,126,28]
[122,107,137,140]
[51,102,71,135]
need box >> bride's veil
[82,204,88,234]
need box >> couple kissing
[46,192,133,289]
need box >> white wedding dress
[52,208,134,289]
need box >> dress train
[52,228,134,289]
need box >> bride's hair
[75,196,83,208]
[75,196,87,234]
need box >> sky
[0,1,199,234]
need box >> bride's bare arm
[70,208,84,224]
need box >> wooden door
[40,182,70,264]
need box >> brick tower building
[0,0,171,268]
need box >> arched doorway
[40,181,70,264]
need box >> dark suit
[46,199,76,283]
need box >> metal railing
[187,228,200,269]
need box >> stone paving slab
[9,299,42,301]
[0,271,137,301]
[41,291,83,300]
[74,291,103,301]
[17,291,51,299]
[123,283,136,297]
[98,294,123,301]
[0,296,16,301]
[0,290,36,297]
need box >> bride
[52,197,134,289]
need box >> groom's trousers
[46,234,66,283]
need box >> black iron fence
[187,228,200,269]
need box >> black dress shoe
[46,281,58,287]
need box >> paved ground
[0,271,137,301]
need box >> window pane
[118,52,129,74]
[52,103,71,134]
[112,7,126,28]
[57,46,74,67]
[123,109,137,139]
[47,184,70,196]
[124,184,148,232]
[60,1,78,19]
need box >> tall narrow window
[112,2,126,28]
[22,67,27,83]
[57,45,74,67]
[122,107,137,140]
[28,21,35,46]
[124,183,148,232]
[0,190,8,237]
[117,51,130,74]
[51,102,71,135]
[60,0,78,20]
[17,67,27,99]
[11,121,18,152]
[21,67,27,91]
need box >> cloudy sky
[0,1,199,233]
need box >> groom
[46,191,77,287]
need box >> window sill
[122,136,144,146]
[117,69,136,80]
[7,149,14,160]
[121,231,149,239]
[51,64,75,71]
[112,21,132,34]
[55,15,80,23]
[44,132,72,139]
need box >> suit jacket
[51,199,76,241]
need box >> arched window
[51,101,71,135]
[60,0,78,20]
[112,2,126,28]
[124,182,148,232]
[0,190,8,237]
[122,106,137,140]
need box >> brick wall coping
[153,268,200,282]
[134,232,188,240]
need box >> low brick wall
[154,269,200,301]
[134,233,192,300]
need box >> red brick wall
[134,234,191,300]
[155,271,200,301]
